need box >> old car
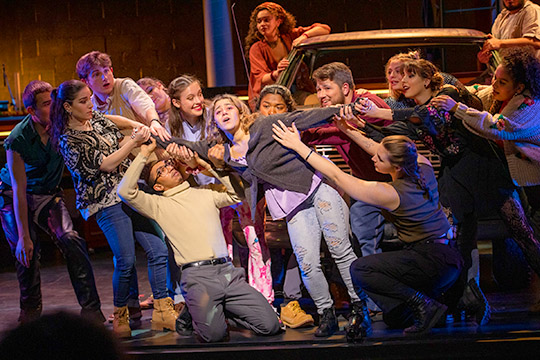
[246,28,529,290]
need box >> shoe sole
[281,318,315,329]
[151,321,175,332]
[314,325,338,337]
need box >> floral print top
[58,110,130,220]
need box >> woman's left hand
[272,120,303,152]
[430,95,457,112]
[149,120,171,142]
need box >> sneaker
[314,307,338,337]
[280,301,314,329]
[175,304,193,336]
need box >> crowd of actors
[1,1,540,344]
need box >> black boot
[175,304,193,336]
[346,301,372,343]
[314,307,338,337]
[404,292,447,335]
[458,279,491,326]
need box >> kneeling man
[117,139,280,342]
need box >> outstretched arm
[272,120,399,211]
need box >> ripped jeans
[286,183,359,314]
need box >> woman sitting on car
[244,1,330,109]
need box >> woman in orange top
[245,2,330,109]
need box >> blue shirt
[0,115,64,194]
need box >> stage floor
[1,245,540,359]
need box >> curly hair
[401,59,444,93]
[244,2,296,58]
[206,94,255,144]
[499,46,540,98]
[49,80,88,150]
[381,135,433,202]
[255,84,296,112]
[385,51,421,99]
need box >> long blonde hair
[385,51,421,99]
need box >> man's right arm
[6,150,33,267]
[117,153,159,219]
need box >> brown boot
[151,297,177,331]
[113,306,131,338]
[280,301,314,328]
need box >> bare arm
[333,108,380,156]
[6,150,33,267]
[272,121,399,210]
[99,126,150,172]
[484,35,540,50]
[104,114,140,130]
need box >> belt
[425,238,449,245]
[181,256,231,271]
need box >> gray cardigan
[156,106,341,218]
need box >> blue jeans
[350,199,385,257]
[95,202,168,307]
[286,183,359,314]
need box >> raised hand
[141,137,157,157]
[430,95,457,112]
[208,144,226,169]
[272,120,304,152]
[149,120,171,142]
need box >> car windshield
[278,28,486,103]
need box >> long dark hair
[381,135,433,202]
[49,80,87,150]
[167,74,206,139]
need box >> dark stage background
[0,0,519,102]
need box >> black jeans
[0,190,101,313]
[350,241,462,328]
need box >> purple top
[231,154,322,220]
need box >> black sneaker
[314,307,338,337]
[176,305,193,336]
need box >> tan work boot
[113,306,131,338]
[280,300,315,328]
[151,297,178,331]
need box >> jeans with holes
[286,183,359,314]
[95,202,168,307]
